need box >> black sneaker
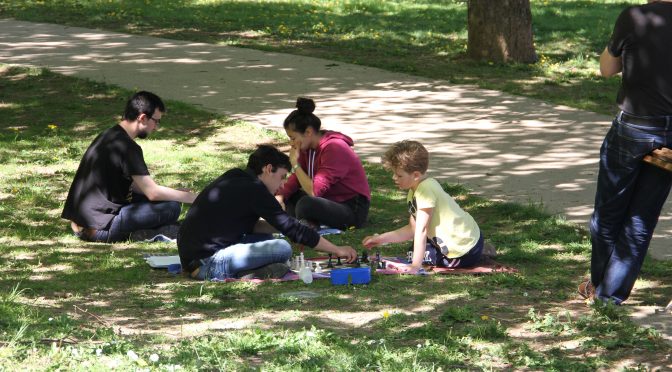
[130,223,180,242]
[236,263,290,279]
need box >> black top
[608,2,672,116]
[177,168,321,266]
[61,125,149,229]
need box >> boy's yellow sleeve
[413,182,437,209]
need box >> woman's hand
[289,144,300,166]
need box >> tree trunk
[467,0,537,63]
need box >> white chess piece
[315,262,323,273]
[299,263,313,284]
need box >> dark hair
[282,97,321,133]
[247,145,292,175]
[123,91,166,121]
[382,140,429,174]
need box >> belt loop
[617,111,623,122]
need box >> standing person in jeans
[276,97,371,230]
[61,91,197,243]
[580,1,672,304]
[178,145,357,281]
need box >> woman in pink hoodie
[276,98,371,229]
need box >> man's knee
[163,201,182,222]
[275,240,292,259]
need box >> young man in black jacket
[178,145,357,280]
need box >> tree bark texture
[467,0,537,63]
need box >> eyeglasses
[148,116,161,125]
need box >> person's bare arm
[600,47,622,77]
[289,147,314,196]
[131,175,197,203]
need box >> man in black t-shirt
[62,91,197,243]
[178,145,357,280]
[581,1,672,304]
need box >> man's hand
[337,246,358,263]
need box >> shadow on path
[1,19,671,261]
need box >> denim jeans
[91,193,181,243]
[590,112,672,304]
[286,190,369,229]
[194,237,292,280]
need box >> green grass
[1,64,671,370]
[0,0,638,116]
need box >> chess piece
[354,257,361,268]
[327,253,334,268]
[361,250,369,263]
[299,264,313,284]
[406,250,413,263]
[336,256,342,266]
[315,262,323,273]
[375,250,381,263]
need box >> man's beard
[137,131,148,139]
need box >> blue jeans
[91,194,181,243]
[194,236,292,280]
[590,113,672,304]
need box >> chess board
[292,254,378,275]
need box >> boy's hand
[402,265,428,275]
[362,235,381,249]
[337,246,358,263]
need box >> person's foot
[577,279,595,300]
[236,263,290,279]
[130,223,180,243]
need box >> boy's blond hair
[382,140,429,174]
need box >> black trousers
[285,190,369,229]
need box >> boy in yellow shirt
[363,140,483,273]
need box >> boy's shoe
[236,263,290,280]
[577,279,595,300]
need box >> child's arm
[362,223,413,248]
[408,207,433,271]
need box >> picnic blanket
[377,256,518,275]
[144,254,517,282]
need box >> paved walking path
[1,19,671,320]
[8,19,672,257]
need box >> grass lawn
[1,65,671,370]
[0,0,636,116]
